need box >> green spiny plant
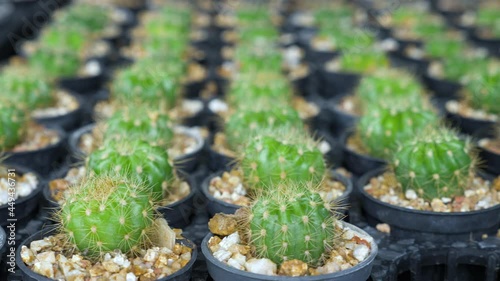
[239,133,326,190]
[393,127,475,199]
[241,182,337,266]
[0,104,26,151]
[464,69,500,115]
[0,67,54,109]
[38,25,89,53]
[56,3,111,34]
[112,63,179,110]
[29,48,81,78]
[440,56,490,82]
[225,107,303,149]
[87,140,173,201]
[229,72,290,107]
[357,104,440,159]
[59,174,156,259]
[103,107,174,148]
[337,49,389,74]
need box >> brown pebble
[279,259,308,276]
[208,213,238,236]
[376,223,391,234]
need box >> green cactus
[424,37,464,59]
[112,63,179,110]
[236,46,282,73]
[38,25,89,52]
[240,135,326,190]
[393,128,474,199]
[60,174,155,259]
[441,56,490,82]
[225,107,303,149]
[230,72,290,107]
[356,69,424,106]
[0,67,53,109]
[57,3,110,34]
[357,104,440,159]
[103,108,174,147]
[29,48,81,77]
[246,183,336,266]
[465,69,500,115]
[87,140,173,201]
[0,105,26,151]
[338,49,389,74]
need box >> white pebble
[182,100,204,114]
[476,199,491,210]
[353,244,370,262]
[233,184,246,196]
[244,258,277,275]
[441,197,452,204]
[405,189,418,200]
[126,272,138,281]
[113,254,131,268]
[227,258,245,270]
[85,60,102,76]
[219,232,240,250]
[30,240,52,253]
[464,190,475,197]
[213,250,232,262]
[316,261,341,274]
[231,253,246,265]
[208,99,229,113]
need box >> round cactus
[0,105,26,151]
[112,63,179,110]
[103,108,173,148]
[230,72,290,108]
[357,105,440,159]
[393,128,474,199]
[87,140,173,201]
[225,107,303,149]
[57,3,110,33]
[246,183,336,266]
[465,69,500,115]
[0,67,53,109]
[60,174,155,259]
[29,48,81,77]
[240,135,326,190]
[338,49,388,74]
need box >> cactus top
[465,69,500,115]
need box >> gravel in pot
[0,164,43,226]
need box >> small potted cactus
[0,103,66,175]
[358,127,500,241]
[0,66,84,132]
[203,131,352,217]
[467,7,500,57]
[202,183,377,280]
[342,101,440,177]
[444,67,500,136]
[17,174,197,280]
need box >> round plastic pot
[467,28,500,57]
[478,141,500,176]
[387,50,430,75]
[157,176,197,229]
[317,70,361,100]
[183,76,229,99]
[421,73,462,100]
[207,149,237,173]
[305,49,340,66]
[340,130,387,177]
[0,165,43,227]
[58,73,105,95]
[181,108,224,135]
[444,103,497,137]
[201,221,377,281]
[393,38,424,52]
[201,169,353,217]
[16,227,197,281]
[290,68,319,98]
[3,127,67,176]
[33,93,85,132]
[68,124,205,175]
[357,167,500,241]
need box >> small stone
[21,246,36,265]
[376,223,391,234]
[227,258,245,270]
[245,258,277,275]
[405,189,417,200]
[208,213,238,236]
[353,245,370,262]
[464,190,475,197]
[30,239,53,252]
[431,198,448,212]
[102,260,121,273]
[218,232,240,250]
[126,272,137,281]
[278,259,308,276]
[441,197,452,204]
[213,249,232,262]
[315,261,341,274]
[32,261,55,278]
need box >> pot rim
[201,220,378,281]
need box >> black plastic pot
[201,221,377,281]
[33,93,85,132]
[317,70,361,100]
[341,130,387,178]
[387,50,430,75]
[290,67,319,98]
[58,72,106,95]
[3,127,67,176]
[477,139,500,176]
[358,167,500,241]
[157,176,197,229]
[201,169,354,217]
[467,28,500,57]
[207,149,237,173]
[421,73,462,100]
[305,49,340,66]
[68,124,205,175]
[16,227,197,281]
[444,101,498,137]
[183,75,229,99]
[0,165,43,227]
[393,38,424,52]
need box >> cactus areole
[249,186,336,266]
